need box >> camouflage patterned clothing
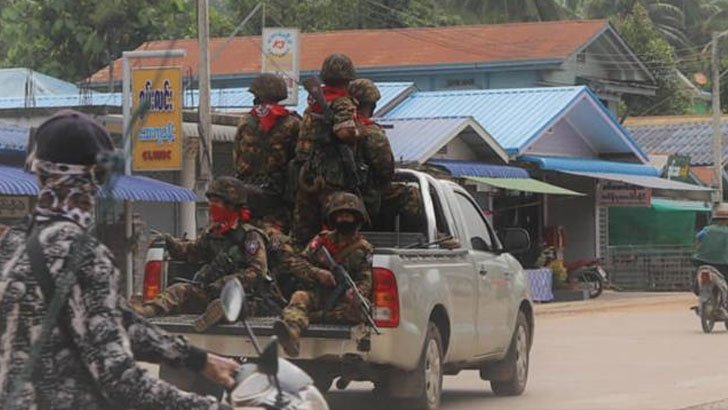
[372,182,424,232]
[0,218,225,410]
[356,117,394,217]
[292,88,360,246]
[143,223,268,315]
[233,109,300,200]
[281,230,374,335]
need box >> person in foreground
[0,110,237,410]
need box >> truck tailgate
[149,315,353,339]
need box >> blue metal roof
[383,86,648,161]
[0,68,80,97]
[627,119,728,166]
[0,122,29,152]
[428,159,529,178]
[376,116,508,163]
[0,82,415,115]
[0,165,196,202]
[520,155,660,177]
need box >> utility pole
[198,0,213,186]
[713,31,723,204]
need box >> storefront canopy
[563,171,712,192]
[0,165,196,202]
[465,176,584,196]
[651,198,712,212]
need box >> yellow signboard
[131,67,183,171]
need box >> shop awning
[0,165,196,202]
[465,176,585,196]
[563,171,713,192]
[651,198,712,212]
[428,159,527,178]
[521,155,660,177]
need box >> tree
[614,3,691,116]
[440,0,570,23]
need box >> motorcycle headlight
[300,386,329,410]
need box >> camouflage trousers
[282,289,365,333]
[144,282,210,315]
[291,189,337,248]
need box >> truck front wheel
[484,311,530,396]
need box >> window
[454,192,494,251]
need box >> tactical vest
[236,115,291,196]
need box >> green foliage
[614,3,691,115]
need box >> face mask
[335,221,358,235]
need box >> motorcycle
[564,258,611,299]
[692,265,728,333]
[219,278,330,410]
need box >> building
[87,20,656,113]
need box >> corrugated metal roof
[0,68,80,97]
[0,165,196,202]
[376,117,508,163]
[627,120,728,166]
[521,155,660,177]
[0,122,29,152]
[429,159,528,178]
[384,86,648,161]
[564,171,713,192]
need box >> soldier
[275,192,374,357]
[234,73,300,229]
[292,53,362,247]
[135,177,271,332]
[0,110,237,410]
[348,78,395,217]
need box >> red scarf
[209,203,251,235]
[310,231,362,262]
[251,103,290,133]
[309,85,349,114]
[356,112,375,126]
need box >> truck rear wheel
[488,311,530,396]
[392,322,444,410]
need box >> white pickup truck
[146,169,534,410]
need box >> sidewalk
[534,291,695,316]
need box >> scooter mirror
[259,337,280,377]
[221,278,246,323]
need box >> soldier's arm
[331,96,359,143]
[165,233,209,263]
[365,126,395,189]
[350,244,374,298]
[233,117,250,177]
[64,240,226,410]
[283,240,325,282]
[232,230,268,287]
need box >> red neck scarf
[209,203,251,235]
[314,231,362,261]
[356,111,375,126]
[251,103,290,133]
[310,85,349,114]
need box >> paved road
[324,292,728,410]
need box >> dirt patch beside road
[535,291,695,317]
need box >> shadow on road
[325,387,505,410]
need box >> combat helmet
[348,79,380,104]
[249,73,288,103]
[320,53,356,85]
[326,192,369,225]
[206,176,250,208]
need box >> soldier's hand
[345,287,355,303]
[316,269,336,287]
[202,353,239,389]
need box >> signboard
[664,154,692,183]
[261,28,300,106]
[0,196,29,219]
[598,181,652,207]
[131,67,183,171]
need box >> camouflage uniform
[349,79,395,217]
[276,193,373,357]
[292,54,361,247]
[140,178,270,319]
[234,73,300,228]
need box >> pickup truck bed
[149,315,352,339]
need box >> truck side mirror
[502,228,531,254]
[471,237,490,252]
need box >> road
[323,292,728,410]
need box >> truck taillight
[372,267,399,328]
[143,260,162,302]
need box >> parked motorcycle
[692,265,728,333]
[564,258,611,299]
[219,278,330,410]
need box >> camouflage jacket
[302,230,374,297]
[357,120,394,191]
[296,95,360,191]
[166,222,268,288]
[233,112,300,196]
[0,218,225,410]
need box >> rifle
[314,246,381,335]
[302,76,363,192]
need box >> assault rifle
[302,76,362,192]
[314,246,381,334]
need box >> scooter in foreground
[220,278,330,410]
[691,265,728,333]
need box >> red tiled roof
[89,19,608,83]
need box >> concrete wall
[525,117,597,158]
